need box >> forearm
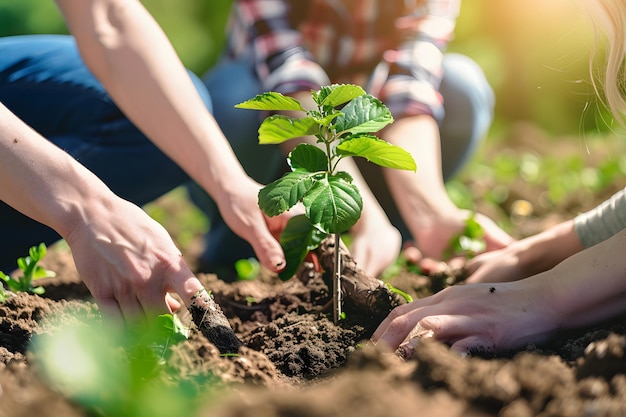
[535,229,626,329]
[511,220,584,277]
[55,0,249,200]
[381,115,459,227]
[0,104,116,239]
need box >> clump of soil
[189,288,242,354]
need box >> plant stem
[333,232,342,324]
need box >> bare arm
[54,0,287,272]
[381,116,514,261]
[0,103,107,238]
[0,103,203,320]
[465,188,626,284]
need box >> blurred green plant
[234,257,260,281]
[32,313,217,417]
[444,214,486,259]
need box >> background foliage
[0,0,613,136]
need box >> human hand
[463,246,529,284]
[371,279,558,358]
[403,211,515,272]
[213,176,291,274]
[350,218,402,277]
[65,198,207,323]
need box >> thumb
[402,241,423,264]
[449,336,493,358]
[247,224,286,273]
[169,272,206,309]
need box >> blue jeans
[188,52,495,270]
[0,35,211,272]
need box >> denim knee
[439,53,495,180]
[203,58,285,185]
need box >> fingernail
[395,344,414,360]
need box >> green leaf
[136,314,190,364]
[303,175,362,234]
[444,213,486,259]
[315,84,366,108]
[385,283,413,303]
[5,279,21,292]
[258,115,318,144]
[155,314,189,343]
[312,112,342,127]
[32,286,46,295]
[32,265,56,280]
[337,135,417,171]
[30,243,45,262]
[288,144,328,172]
[464,215,486,239]
[234,258,260,281]
[258,170,317,216]
[16,257,26,272]
[333,94,393,134]
[278,215,327,281]
[235,92,305,111]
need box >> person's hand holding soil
[69,201,243,353]
[63,197,204,321]
[373,229,626,359]
[402,211,515,272]
[371,279,560,358]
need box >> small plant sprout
[0,242,55,296]
[33,313,205,417]
[234,257,260,281]
[444,213,486,259]
[236,84,416,323]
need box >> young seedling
[0,242,55,296]
[444,213,486,259]
[236,84,416,323]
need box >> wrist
[516,220,582,277]
[56,184,123,243]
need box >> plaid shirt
[226,0,461,120]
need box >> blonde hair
[585,0,626,127]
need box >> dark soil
[1,125,626,417]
